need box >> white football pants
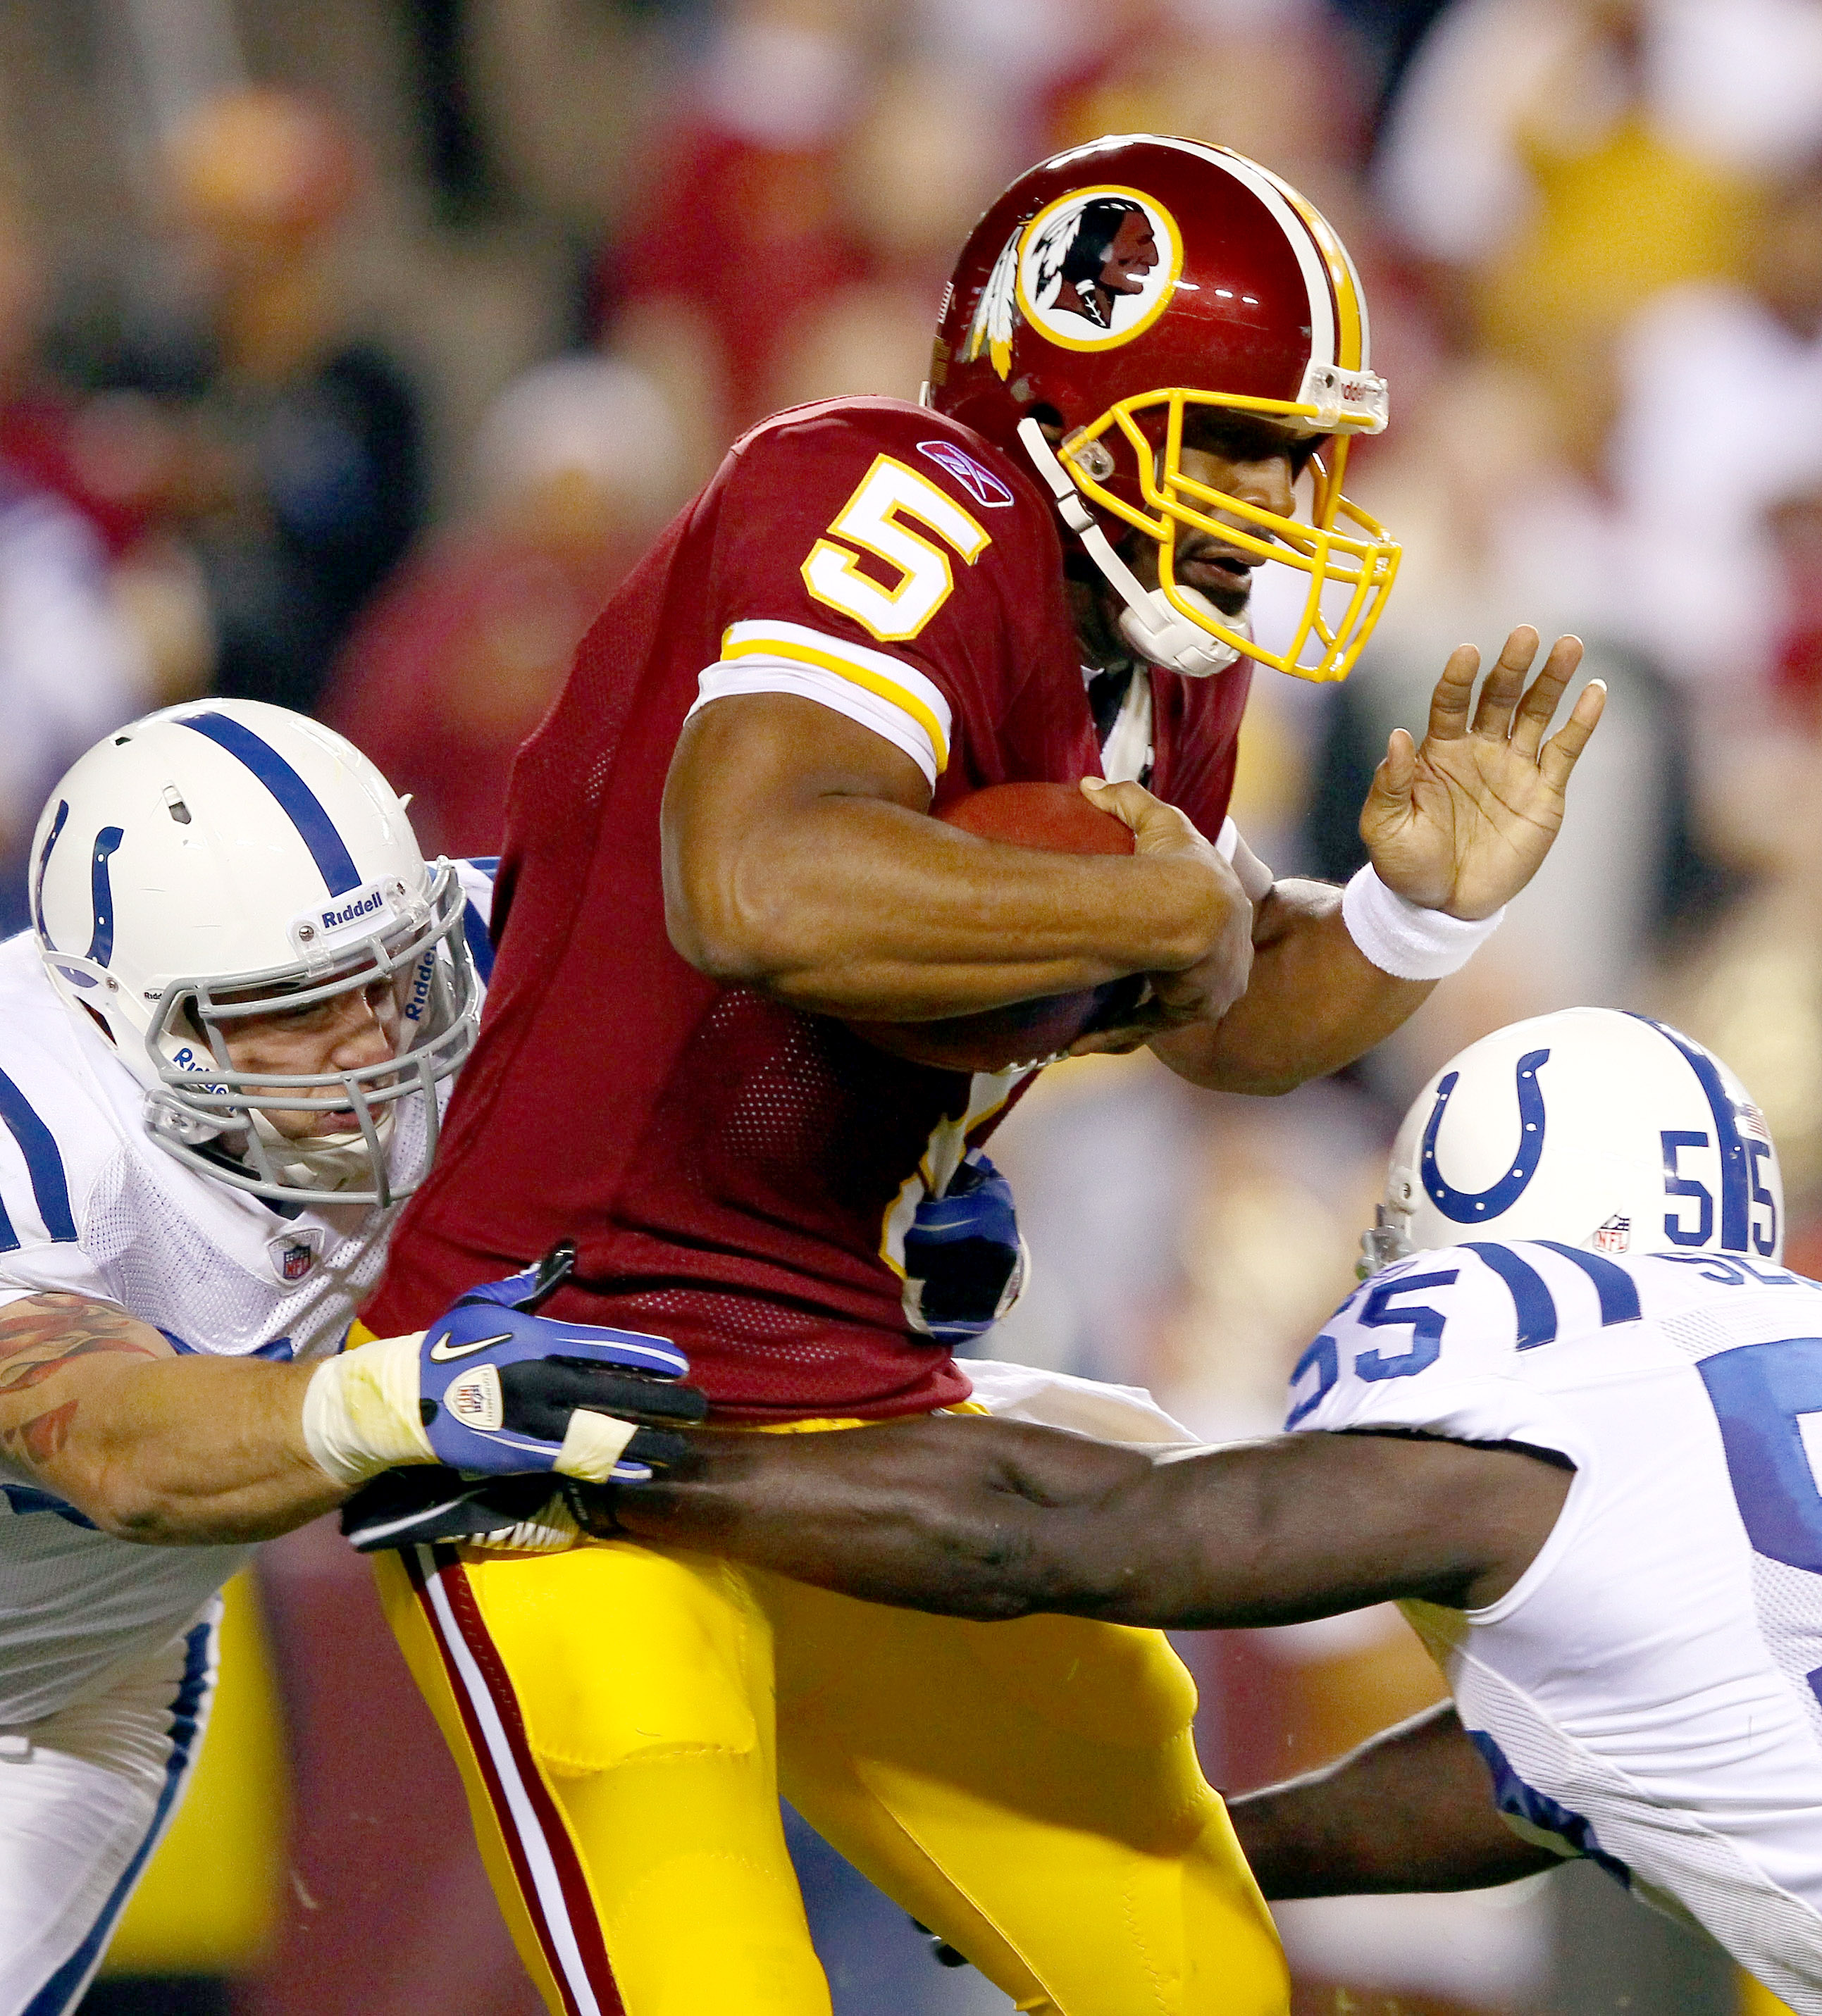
[0,1603,218,2016]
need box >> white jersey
[0,860,495,1726]
[1286,1238,1822,2012]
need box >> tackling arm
[1132,874,1432,1095]
[0,1278,707,1547]
[0,1293,338,1545]
[610,1413,1572,1626]
[1229,1701,1568,1898]
[661,693,1253,1023]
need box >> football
[843,782,1149,1074]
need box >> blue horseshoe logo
[31,799,68,942]
[1422,1048,1551,1224]
[34,809,123,987]
[85,826,125,966]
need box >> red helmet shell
[929,135,1378,454]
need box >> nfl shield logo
[1593,1215,1631,1256]
[277,1241,314,1283]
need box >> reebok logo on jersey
[917,440,1015,509]
[428,1329,512,1362]
[445,1364,504,1432]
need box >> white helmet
[1364,1007,1782,1273]
[30,700,480,1207]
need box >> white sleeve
[0,1224,112,1308]
[688,621,955,790]
[1282,1245,1583,1461]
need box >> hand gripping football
[843,783,1146,1074]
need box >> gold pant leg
[766,1573,1289,2016]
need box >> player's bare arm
[1227,1701,1563,1900]
[0,1292,337,1545]
[611,1412,1571,1626]
[662,691,1254,1022]
[1080,627,1606,1091]
[0,1274,705,1548]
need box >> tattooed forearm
[0,1294,338,1543]
[0,1298,168,1489]
[0,1296,166,1397]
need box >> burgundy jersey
[365,397,1251,1419]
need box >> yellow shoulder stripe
[721,621,952,773]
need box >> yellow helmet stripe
[1283,190,1364,373]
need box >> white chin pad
[1117,587,1244,678]
[250,1106,395,1193]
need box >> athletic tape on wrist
[302,1333,434,1488]
[1341,865,1504,981]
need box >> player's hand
[1067,776,1253,1054]
[303,1248,708,1493]
[415,1295,707,1482]
[901,1151,1028,1348]
[1361,628,1604,919]
[340,1467,586,1554]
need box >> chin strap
[1016,418,1244,680]
[249,1105,397,1195]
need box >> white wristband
[301,1333,435,1489]
[1341,865,1504,981]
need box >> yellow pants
[375,1535,1288,2016]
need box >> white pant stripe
[415,1548,607,2016]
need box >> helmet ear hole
[1027,403,1064,433]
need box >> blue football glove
[418,1294,705,1481]
[309,1241,708,1512]
[421,1243,705,1481]
[900,1151,1028,1349]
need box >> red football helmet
[927,135,1399,682]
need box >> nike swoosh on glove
[418,1298,705,1481]
[303,1274,706,1491]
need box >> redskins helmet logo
[963,187,1184,378]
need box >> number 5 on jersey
[803,455,991,642]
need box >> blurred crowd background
[12,0,1822,2012]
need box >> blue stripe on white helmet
[1375,1007,1781,1269]
[174,710,366,895]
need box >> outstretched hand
[1361,628,1604,920]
